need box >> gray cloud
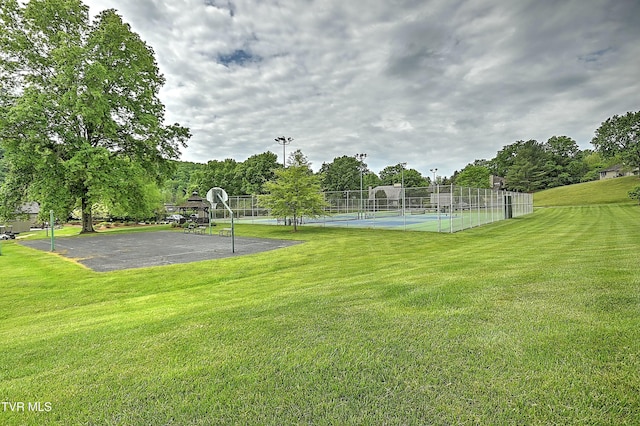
[84,0,640,177]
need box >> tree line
[166,110,640,204]
[453,118,639,193]
[163,151,435,206]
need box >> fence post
[436,184,441,233]
[476,188,479,226]
[449,184,454,233]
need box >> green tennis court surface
[231,210,500,232]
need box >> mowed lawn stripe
[0,205,639,424]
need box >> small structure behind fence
[212,185,533,233]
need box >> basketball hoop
[206,187,235,253]
[207,187,228,204]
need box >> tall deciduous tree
[454,164,491,188]
[591,111,640,176]
[161,161,206,205]
[504,140,548,192]
[319,155,364,192]
[379,164,429,187]
[193,158,241,196]
[286,149,311,169]
[545,135,579,162]
[235,151,280,195]
[259,150,326,232]
[542,136,586,187]
[363,171,382,189]
[0,0,190,232]
[489,141,524,178]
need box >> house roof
[600,164,639,173]
[601,165,624,172]
[17,202,40,214]
[178,192,210,211]
[369,185,403,200]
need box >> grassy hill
[534,175,639,206]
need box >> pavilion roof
[178,192,210,210]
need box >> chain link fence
[212,185,533,233]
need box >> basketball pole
[208,187,234,253]
[50,210,55,252]
[231,210,235,253]
[217,195,235,253]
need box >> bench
[194,226,207,235]
[219,228,232,237]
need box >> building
[599,165,638,180]
[1,202,40,233]
[177,192,210,223]
[490,175,506,190]
[368,184,403,202]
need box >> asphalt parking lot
[20,230,302,272]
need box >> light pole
[400,162,407,217]
[431,168,440,230]
[355,153,367,219]
[274,136,293,167]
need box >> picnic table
[184,222,207,235]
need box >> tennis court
[302,210,444,231]
[234,210,468,232]
[228,205,521,231]
[214,185,534,233]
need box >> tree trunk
[81,196,95,233]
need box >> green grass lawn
[1,204,639,424]
[14,223,175,241]
[534,175,639,206]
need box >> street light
[274,136,293,167]
[430,168,438,185]
[355,153,367,219]
[400,162,407,217]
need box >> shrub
[628,185,640,204]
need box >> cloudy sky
[83,0,640,177]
